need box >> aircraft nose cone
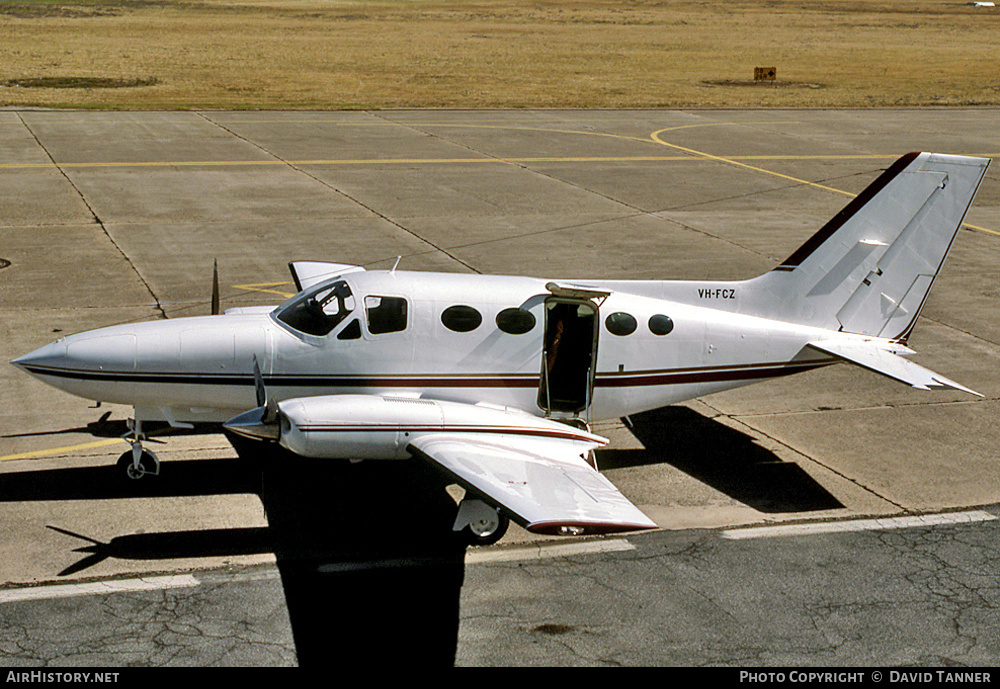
[10,340,69,375]
[12,331,136,376]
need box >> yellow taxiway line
[648,129,1000,237]
[0,438,121,463]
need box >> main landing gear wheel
[454,499,510,546]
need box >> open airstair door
[538,283,606,417]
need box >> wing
[409,433,658,535]
[807,338,981,396]
[225,393,657,536]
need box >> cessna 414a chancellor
[12,152,990,543]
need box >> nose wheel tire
[116,450,159,480]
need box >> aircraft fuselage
[13,269,835,426]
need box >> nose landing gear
[117,418,160,480]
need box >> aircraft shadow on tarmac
[1,411,213,443]
[600,406,844,513]
[46,524,274,577]
[5,435,467,667]
[0,455,259,501]
[252,448,467,667]
[5,408,838,666]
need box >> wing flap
[410,434,657,535]
[807,339,981,396]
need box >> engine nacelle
[273,394,604,461]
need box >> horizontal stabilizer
[288,261,365,292]
[223,306,277,316]
[807,339,982,396]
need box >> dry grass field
[0,0,998,109]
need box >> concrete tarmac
[1,108,998,590]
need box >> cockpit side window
[276,280,356,337]
[337,319,362,340]
[366,295,408,334]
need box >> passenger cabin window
[649,314,674,336]
[441,305,482,333]
[366,296,408,334]
[605,312,637,336]
[276,280,355,337]
[496,307,535,335]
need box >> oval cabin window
[441,305,483,333]
[495,307,536,335]
[605,312,637,336]
[648,314,674,336]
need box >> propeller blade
[249,355,279,429]
[252,355,266,409]
[211,258,221,315]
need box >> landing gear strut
[117,418,160,480]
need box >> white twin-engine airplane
[12,152,990,544]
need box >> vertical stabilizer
[744,152,990,340]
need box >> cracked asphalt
[457,510,1000,666]
[2,510,996,667]
[0,568,295,666]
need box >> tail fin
[746,152,990,341]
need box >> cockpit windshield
[275,280,356,337]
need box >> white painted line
[0,575,200,603]
[466,538,635,564]
[721,510,997,540]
